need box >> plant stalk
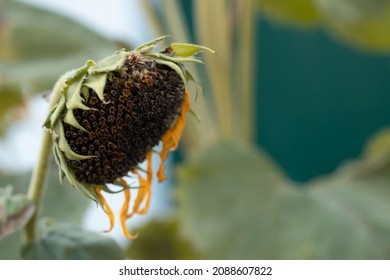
[195,0,234,139]
[23,87,62,243]
[23,129,52,242]
[237,0,255,143]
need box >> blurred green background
[1,0,390,260]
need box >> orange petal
[119,185,138,239]
[95,187,114,233]
[157,90,190,182]
[140,151,153,214]
[131,151,153,216]
[118,178,131,219]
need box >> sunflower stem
[24,89,62,243]
[237,0,255,143]
[195,0,234,139]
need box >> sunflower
[44,36,214,238]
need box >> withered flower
[44,36,214,238]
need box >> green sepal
[62,60,95,94]
[84,72,108,101]
[43,103,58,129]
[46,98,66,128]
[56,122,94,161]
[52,144,65,184]
[136,165,148,172]
[88,51,128,74]
[148,52,206,66]
[53,144,97,202]
[185,69,203,101]
[153,59,187,85]
[100,183,127,194]
[169,43,217,57]
[64,61,95,83]
[80,86,90,102]
[60,66,90,132]
[135,35,171,52]
[112,178,144,190]
[189,108,201,123]
[63,110,86,132]
[53,145,77,188]
[65,74,89,111]
[43,71,71,128]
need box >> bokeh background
[1,0,390,259]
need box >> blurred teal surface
[257,20,390,181]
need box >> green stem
[23,129,52,242]
[237,0,255,143]
[24,87,62,243]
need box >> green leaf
[177,140,286,259]
[3,164,92,223]
[260,0,321,28]
[177,137,390,259]
[0,185,35,240]
[22,221,125,260]
[0,1,116,93]
[0,163,92,259]
[126,219,200,260]
[315,0,390,53]
[0,232,22,259]
[0,83,25,135]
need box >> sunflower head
[44,36,215,238]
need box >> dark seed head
[64,55,185,185]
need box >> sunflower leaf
[178,136,390,259]
[21,221,125,260]
[0,185,35,240]
[1,1,116,93]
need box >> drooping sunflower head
[44,36,215,238]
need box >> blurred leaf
[0,0,116,93]
[126,219,200,260]
[177,137,390,259]
[22,221,125,259]
[0,83,25,135]
[364,128,390,158]
[0,185,35,240]
[0,163,90,259]
[0,232,22,259]
[258,0,390,53]
[177,140,286,259]
[358,128,390,176]
[259,0,321,27]
[315,0,390,53]
[0,163,90,223]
